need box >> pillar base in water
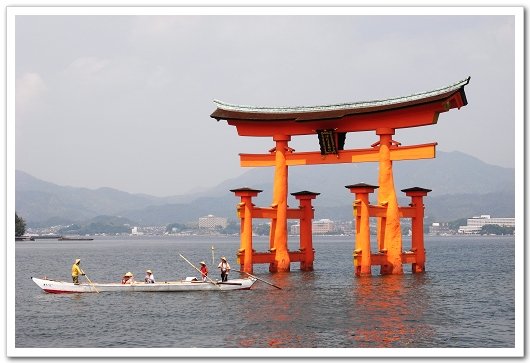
[269,265,291,272]
[380,263,403,275]
[242,266,253,274]
[269,260,290,272]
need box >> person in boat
[144,269,155,283]
[217,256,231,282]
[71,258,85,285]
[121,272,135,284]
[199,261,208,282]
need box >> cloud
[16,72,47,115]
[62,56,110,81]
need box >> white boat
[31,276,257,293]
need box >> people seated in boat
[71,258,85,285]
[199,261,208,282]
[121,272,135,284]
[218,256,231,282]
[144,269,155,283]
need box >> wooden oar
[234,269,282,290]
[81,270,99,293]
[178,254,222,289]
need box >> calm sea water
[13,235,516,352]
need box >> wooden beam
[240,143,437,167]
[235,207,304,219]
[354,252,418,266]
[236,250,305,264]
[359,205,418,219]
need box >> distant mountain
[425,190,515,221]
[15,150,515,227]
[16,170,169,226]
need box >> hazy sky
[13,8,519,197]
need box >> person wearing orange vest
[199,261,208,282]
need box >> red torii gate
[211,77,470,275]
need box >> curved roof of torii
[210,77,470,136]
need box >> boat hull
[31,277,256,293]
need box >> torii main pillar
[270,135,291,272]
[376,128,403,275]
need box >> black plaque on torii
[317,129,346,155]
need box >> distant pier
[15,235,93,241]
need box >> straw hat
[199,261,206,265]
[221,256,227,261]
[146,269,152,274]
[124,272,133,277]
[75,259,81,264]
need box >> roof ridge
[213,77,470,114]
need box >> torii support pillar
[292,191,320,271]
[346,183,379,276]
[230,187,263,274]
[402,187,431,273]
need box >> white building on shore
[458,215,515,234]
[290,219,336,235]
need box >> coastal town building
[198,215,228,230]
[458,215,515,234]
[428,222,452,236]
[290,219,336,235]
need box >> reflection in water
[348,274,435,347]
[234,271,318,348]
[231,269,438,348]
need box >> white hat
[146,269,152,274]
[124,272,133,277]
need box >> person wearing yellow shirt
[71,258,85,285]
